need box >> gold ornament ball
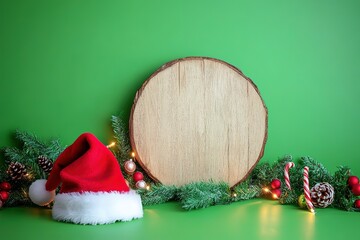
[124,159,136,173]
[135,180,147,189]
[298,194,307,208]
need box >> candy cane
[284,162,295,190]
[303,166,315,213]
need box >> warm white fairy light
[106,142,116,148]
[146,185,151,191]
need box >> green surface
[0,199,358,240]
[1,1,360,171]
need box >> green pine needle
[111,115,132,165]
[178,181,231,210]
[232,179,261,201]
[1,130,64,206]
[138,184,178,206]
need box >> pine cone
[37,155,53,174]
[310,182,334,208]
[7,162,27,180]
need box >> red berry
[272,188,282,199]
[0,182,11,191]
[355,199,360,209]
[0,191,9,202]
[351,184,360,196]
[133,171,144,182]
[347,176,359,188]
[271,179,281,189]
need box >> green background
[1,199,359,240]
[1,0,360,175]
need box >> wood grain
[130,57,267,187]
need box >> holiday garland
[0,116,359,212]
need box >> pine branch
[110,115,154,187]
[111,115,132,166]
[138,184,178,206]
[299,156,333,186]
[1,130,64,206]
[178,181,231,210]
[332,166,357,211]
[15,130,46,156]
[232,179,261,201]
[249,162,273,186]
[3,147,25,164]
[4,187,32,207]
[279,189,298,205]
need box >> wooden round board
[130,57,267,187]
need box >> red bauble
[354,199,360,209]
[351,184,360,196]
[0,191,9,202]
[347,176,359,189]
[272,188,281,199]
[0,182,11,191]
[133,171,144,182]
[271,179,281,189]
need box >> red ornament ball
[351,184,360,196]
[271,179,281,189]
[0,182,11,191]
[354,199,360,209]
[272,188,282,199]
[124,159,136,174]
[133,171,144,182]
[0,191,9,202]
[347,176,359,189]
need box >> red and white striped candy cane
[284,162,295,190]
[303,166,315,213]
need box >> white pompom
[29,179,55,206]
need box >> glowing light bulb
[107,142,116,148]
[146,185,151,191]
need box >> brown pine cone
[7,162,27,180]
[310,182,334,208]
[37,155,53,174]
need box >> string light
[146,185,151,191]
[262,187,281,199]
[232,192,237,198]
[131,151,136,158]
[106,142,116,148]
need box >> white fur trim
[52,190,143,225]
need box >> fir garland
[0,117,358,212]
[0,130,64,206]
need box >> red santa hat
[28,132,143,225]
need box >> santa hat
[28,132,143,225]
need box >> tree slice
[130,57,267,187]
